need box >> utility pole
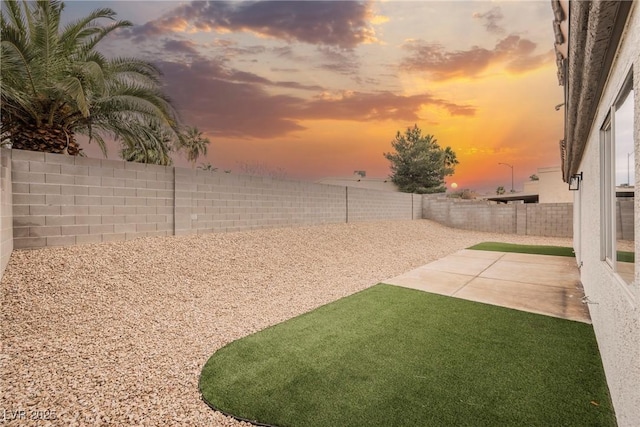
[498,163,514,193]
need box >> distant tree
[383,125,458,194]
[529,174,539,181]
[198,162,217,171]
[448,189,475,199]
[179,126,210,168]
[496,186,506,195]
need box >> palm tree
[198,162,217,171]
[1,0,180,156]
[442,146,459,169]
[179,126,209,168]
[440,146,459,181]
[119,120,174,165]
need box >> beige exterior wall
[522,180,538,194]
[572,5,640,426]
[1,148,13,280]
[538,166,573,203]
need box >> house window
[601,73,635,284]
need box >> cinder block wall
[422,196,517,234]
[616,199,634,241]
[1,148,13,278]
[412,194,422,220]
[422,195,573,237]
[525,203,573,237]
[174,168,347,234]
[6,149,422,250]
[10,150,174,249]
[347,187,414,222]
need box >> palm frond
[1,0,183,159]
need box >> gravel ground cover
[1,220,572,426]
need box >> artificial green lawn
[467,242,576,257]
[616,250,635,263]
[469,241,634,263]
[200,284,614,427]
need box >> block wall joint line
[172,167,177,236]
[345,186,349,223]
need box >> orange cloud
[400,35,553,80]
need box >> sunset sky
[70,0,564,193]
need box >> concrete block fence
[422,195,574,237]
[8,149,175,250]
[1,149,12,277]
[0,148,581,280]
[0,148,421,280]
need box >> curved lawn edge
[197,284,379,427]
[198,385,277,427]
[198,284,614,427]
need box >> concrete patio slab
[479,260,580,288]
[385,269,474,296]
[500,252,576,267]
[452,249,506,260]
[422,255,498,276]
[385,249,591,323]
[454,277,590,323]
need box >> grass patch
[617,251,635,263]
[200,284,614,427]
[468,242,575,257]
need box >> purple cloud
[158,59,476,139]
[473,7,505,35]
[125,1,377,49]
[163,39,199,55]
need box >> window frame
[600,70,634,280]
[601,114,615,268]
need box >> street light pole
[498,162,514,193]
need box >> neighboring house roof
[554,0,633,181]
[482,165,570,204]
[485,193,540,204]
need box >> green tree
[198,162,217,171]
[529,174,539,181]
[496,186,506,195]
[119,120,174,165]
[1,0,179,157]
[178,126,210,168]
[383,125,458,194]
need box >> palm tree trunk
[5,120,82,155]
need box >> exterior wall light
[569,172,583,191]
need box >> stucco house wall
[566,3,639,425]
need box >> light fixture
[569,172,583,191]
